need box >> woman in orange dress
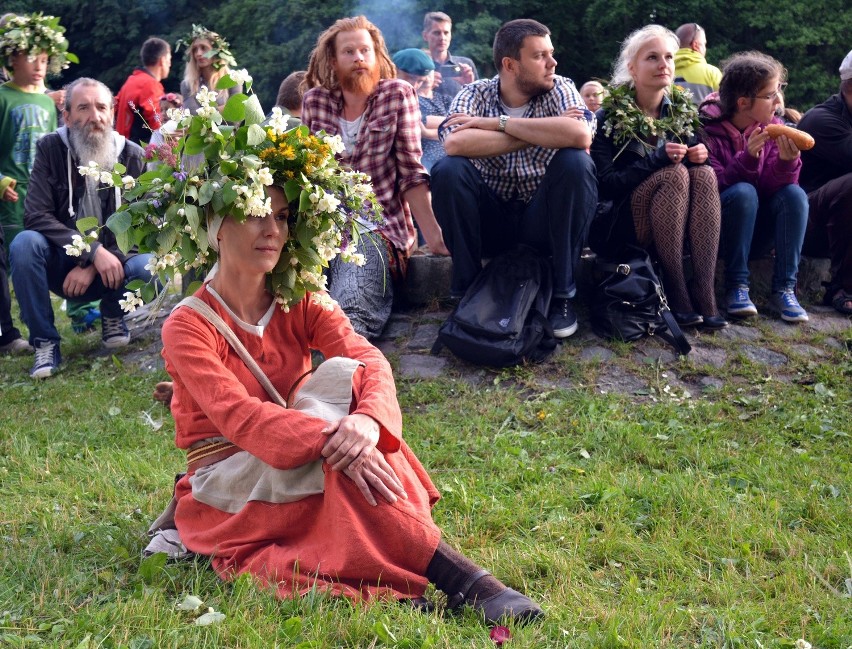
[128,76,542,623]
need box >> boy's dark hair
[492,19,549,72]
[276,71,306,111]
[141,37,170,68]
[716,51,786,121]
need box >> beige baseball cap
[840,49,852,80]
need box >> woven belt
[186,440,240,473]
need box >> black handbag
[590,245,691,355]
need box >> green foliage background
[7,0,851,114]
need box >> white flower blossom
[310,292,336,311]
[121,175,136,190]
[119,290,144,313]
[63,234,91,258]
[316,193,341,214]
[267,107,292,136]
[195,86,219,107]
[196,105,217,119]
[795,641,812,649]
[257,167,274,186]
[322,134,345,155]
[228,68,252,86]
[99,171,115,186]
[245,194,271,217]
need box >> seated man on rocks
[430,18,597,339]
[11,78,152,378]
[798,49,852,314]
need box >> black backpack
[431,247,558,367]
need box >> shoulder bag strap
[178,296,288,408]
[659,308,692,356]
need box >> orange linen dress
[162,286,442,601]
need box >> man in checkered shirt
[302,16,449,339]
[431,18,597,339]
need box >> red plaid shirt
[302,79,428,254]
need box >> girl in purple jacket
[700,52,809,322]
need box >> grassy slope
[0,311,849,648]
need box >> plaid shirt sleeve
[439,78,497,142]
[551,77,597,135]
[392,80,429,196]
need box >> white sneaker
[0,337,33,355]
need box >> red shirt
[302,79,428,255]
[114,68,163,144]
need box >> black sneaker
[101,316,130,348]
[548,298,578,338]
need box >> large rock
[406,253,453,305]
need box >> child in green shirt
[0,13,74,352]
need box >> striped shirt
[302,79,428,254]
[439,75,595,202]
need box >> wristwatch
[498,114,510,132]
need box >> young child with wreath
[0,13,76,354]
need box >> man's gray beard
[68,124,118,170]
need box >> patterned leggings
[630,165,721,315]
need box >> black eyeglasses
[752,82,788,101]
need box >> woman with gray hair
[590,25,727,329]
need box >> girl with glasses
[700,52,810,322]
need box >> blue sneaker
[769,289,809,323]
[726,286,758,317]
[30,339,61,379]
[101,316,130,348]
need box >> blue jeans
[10,230,153,344]
[431,149,597,298]
[720,182,808,292]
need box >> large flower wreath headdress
[0,13,78,76]
[175,24,237,71]
[601,82,700,159]
[72,71,382,312]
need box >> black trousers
[431,149,597,298]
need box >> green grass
[0,303,850,648]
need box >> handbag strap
[659,308,692,356]
[178,296,287,408]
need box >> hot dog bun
[764,124,815,150]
